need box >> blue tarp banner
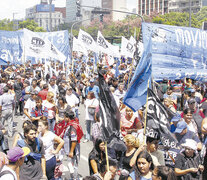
[142,23,207,81]
[123,39,152,112]
[0,31,23,64]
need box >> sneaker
[83,139,89,143]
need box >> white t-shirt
[39,131,56,161]
[42,100,55,119]
[24,98,36,119]
[84,98,99,121]
[0,165,17,180]
[66,94,79,112]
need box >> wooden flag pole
[127,58,134,89]
[143,79,150,143]
[105,141,109,172]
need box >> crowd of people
[0,59,206,180]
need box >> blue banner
[123,39,152,112]
[142,23,207,81]
[37,30,71,62]
[0,31,23,64]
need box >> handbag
[88,99,96,116]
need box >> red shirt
[38,89,48,100]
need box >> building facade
[25,0,65,31]
[66,0,77,23]
[137,0,169,15]
[102,0,127,21]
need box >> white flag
[121,36,135,58]
[97,31,119,57]
[78,29,97,52]
[23,29,66,62]
[72,37,88,55]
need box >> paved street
[7,103,93,179]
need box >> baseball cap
[7,147,30,162]
[188,98,196,104]
[182,139,197,151]
[174,121,187,133]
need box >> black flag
[146,89,178,149]
[98,69,126,152]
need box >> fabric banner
[78,29,97,52]
[123,39,152,112]
[23,29,66,62]
[98,69,120,139]
[146,89,177,149]
[121,36,135,58]
[0,30,23,63]
[142,22,207,81]
[97,31,120,57]
[37,30,71,62]
[72,37,88,55]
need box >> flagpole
[143,79,150,143]
[127,58,134,89]
[105,141,109,172]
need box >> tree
[0,19,14,31]
[18,19,45,32]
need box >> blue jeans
[85,120,93,140]
[46,156,56,180]
[48,118,55,132]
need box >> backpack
[0,170,15,179]
[67,120,84,143]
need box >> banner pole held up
[105,141,109,172]
[143,79,150,143]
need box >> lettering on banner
[0,49,21,62]
[31,37,45,47]
[175,28,207,49]
[1,36,18,44]
[97,36,108,49]
[126,42,134,53]
[82,34,92,45]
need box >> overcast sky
[0,0,137,20]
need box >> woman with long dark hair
[128,151,154,180]
[88,137,106,175]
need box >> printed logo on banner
[97,36,108,49]
[82,35,93,45]
[31,37,45,47]
[126,42,134,53]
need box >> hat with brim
[7,147,30,162]
[174,121,187,133]
[182,139,197,151]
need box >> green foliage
[152,7,207,28]
[18,19,45,32]
[0,19,14,31]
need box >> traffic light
[76,0,81,17]
[100,14,104,22]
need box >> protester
[14,75,23,116]
[38,118,64,180]
[17,123,47,180]
[84,91,99,142]
[43,91,56,132]
[24,90,37,120]
[0,151,17,180]
[128,151,154,180]
[63,110,83,180]
[152,166,177,180]
[0,86,15,137]
[175,139,204,180]
[7,147,31,180]
[120,107,142,136]
[85,79,100,99]
[146,135,165,166]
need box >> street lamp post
[49,0,53,31]
[13,12,18,31]
[189,0,191,27]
